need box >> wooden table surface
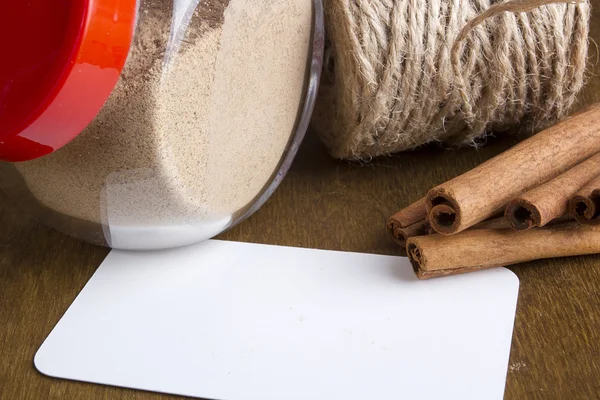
[2,7,600,400]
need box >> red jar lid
[0,0,136,162]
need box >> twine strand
[314,0,590,159]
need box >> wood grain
[2,5,600,399]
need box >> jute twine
[312,0,590,160]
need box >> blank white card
[35,240,519,400]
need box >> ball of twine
[312,0,590,160]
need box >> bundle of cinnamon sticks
[387,104,600,279]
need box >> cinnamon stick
[429,216,511,234]
[388,208,507,247]
[386,198,427,234]
[505,153,600,230]
[470,216,512,230]
[388,219,430,247]
[390,216,516,248]
[568,175,600,225]
[407,222,599,279]
[426,103,600,235]
[473,214,570,231]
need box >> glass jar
[0,0,323,249]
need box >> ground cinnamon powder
[14,0,312,232]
